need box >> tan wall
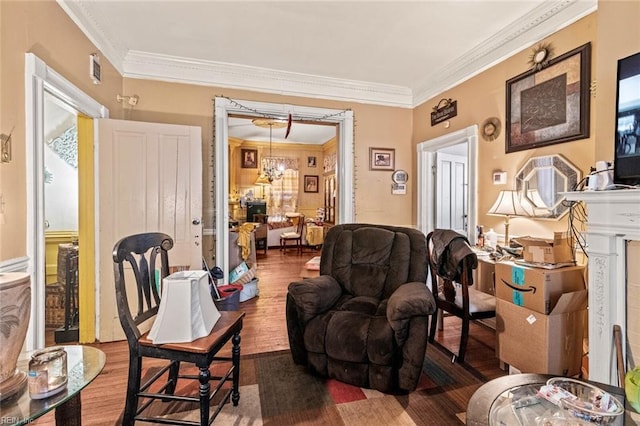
[0,0,123,260]
[121,78,416,232]
[412,13,598,240]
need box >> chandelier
[253,118,286,183]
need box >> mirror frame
[515,154,581,219]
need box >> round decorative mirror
[515,154,581,219]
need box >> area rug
[139,343,486,425]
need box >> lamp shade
[254,175,271,186]
[487,190,533,217]
[148,270,221,344]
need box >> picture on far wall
[307,156,317,167]
[241,148,258,168]
[369,147,395,171]
[505,42,591,153]
[304,175,319,193]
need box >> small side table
[2,345,106,425]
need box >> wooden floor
[34,247,505,425]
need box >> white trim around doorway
[213,98,354,283]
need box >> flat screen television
[614,51,640,187]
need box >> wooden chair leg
[123,355,142,424]
[166,360,180,395]
[428,309,438,343]
[198,365,211,426]
[458,318,470,363]
[232,331,241,406]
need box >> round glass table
[1,345,105,425]
[467,374,630,425]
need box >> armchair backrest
[112,232,172,346]
[320,224,428,299]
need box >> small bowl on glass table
[544,377,624,425]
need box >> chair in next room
[280,214,305,254]
[426,229,496,363]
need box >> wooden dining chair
[253,214,269,255]
[112,232,245,425]
[280,214,305,254]
[426,229,496,363]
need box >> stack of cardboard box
[495,262,587,376]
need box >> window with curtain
[263,158,299,218]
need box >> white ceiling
[57,0,597,142]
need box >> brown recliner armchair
[286,224,436,394]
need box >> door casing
[25,53,109,349]
[417,125,478,244]
[214,98,355,282]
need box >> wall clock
[481,117,501,142]
[392,170,408,184]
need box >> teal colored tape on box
[512,266,525,306]
[512,267,525,285]
[513,291,524,306]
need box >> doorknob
[192,218,201,225]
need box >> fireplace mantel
[564,189,640,385]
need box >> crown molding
[122,51,414,108]
[58,0,596,109]
[412,0,597,107]
[57,0,128,74]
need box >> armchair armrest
[387,282,436,345]
[288,275,342,322]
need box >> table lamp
[487,190,533,246]
[254,174,271,199]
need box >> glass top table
[0,345,106,425]
[467,374,631,425]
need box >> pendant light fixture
[252,118,286,183]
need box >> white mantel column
[564,189,640,386]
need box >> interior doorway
[416,125,478,243]
[43,92,81,343]
[25,53,108,349]
[213,98,355,282]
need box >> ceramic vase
[0,272,31,400]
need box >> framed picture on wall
[505,43,591,153]
[369,147,395,171]
[304,175,319,193]
[307,156,317,167]
[241,149,258,168]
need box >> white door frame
[25,53,108,350]
[417,125,478,243]
[214,98,354,282]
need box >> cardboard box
[515,232,575,264]
[496,291,587,376]
[495,262,585,314]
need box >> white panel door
[96,119,202,342]
[435,152,468,234]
